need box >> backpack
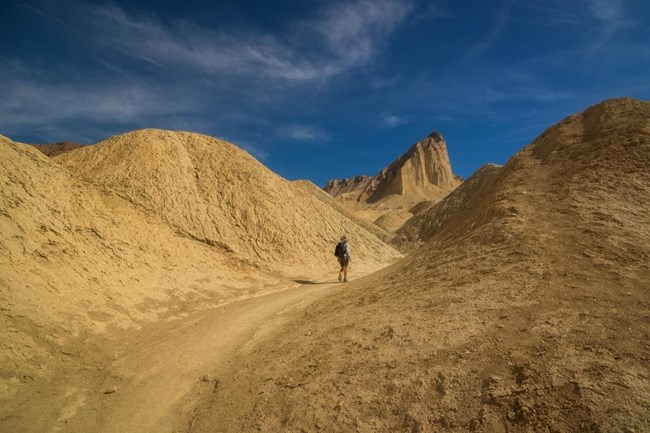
[334,241,345,257]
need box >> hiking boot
[338,274,343,282]
[343,278,348,283]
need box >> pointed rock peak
[361,131,459,203]
[323,130,460,203]
[410,131,446,153]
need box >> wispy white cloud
[280,124,330,142]
[586,0,635,51]
[374,62,574,124]
[9,1,65,24]
[310,0,415,71]
[72,0,414,82]
[1,0,415,142]
[134,52,166,70]
[0,58,200,141]
[382,113,410,127]
[464,4,512,62]
[525,0,634,34]
[589,0,624,23]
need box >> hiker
[334,236,351,282]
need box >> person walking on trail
[335,236,351,283]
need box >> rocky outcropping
[361,132,459,203]
[323,175,372,197]
[322,132,462,236]
[324,132,460,204]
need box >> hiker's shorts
[338,256,349,267]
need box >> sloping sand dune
[189,98,650,432]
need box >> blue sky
[1,0,649,186]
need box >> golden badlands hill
[0,135,282,404]
[0,131,400,430]
[394,163,503,251]
[56,129,400,273]
[187,98,650,433]
[324,132,462,235]
[292,179,394,245]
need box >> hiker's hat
[340,235,347,241]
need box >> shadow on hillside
[294,279,332,285]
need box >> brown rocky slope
[188,98,650,432]
[394,163,503,251]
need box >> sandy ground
[1,260,383,433]
[2,276,345,433]
[68,280,341,433]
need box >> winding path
[60,279,340,433]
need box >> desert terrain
[1,97,649,433]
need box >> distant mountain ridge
[31,141,84,157]
[324,175,372,197]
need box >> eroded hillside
[0,130,401,432]
[56,129,401,273]
[188,98,650,433]
[0,136,285,407]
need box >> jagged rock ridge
[323,175,372,197]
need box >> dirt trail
[51,277,345,433]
